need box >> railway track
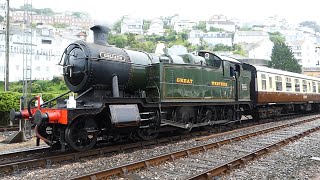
[0,115,273,167]
[71,116,320,180]
[0,114,318,178]
[0,113,302,163]
[0,126,19,132]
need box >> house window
[302,80,307,92]
[312,82,317,93]
[261,74,266,90]
[42,39,52,44]
[295,79,300,92]
[286,77,292,91]
[275,76,282,91]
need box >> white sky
[10,0,320,26]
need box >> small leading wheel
[36,125,61,150]
[65,117,98,151]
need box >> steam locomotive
[10,25,320,151]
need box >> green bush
[0,92,20,111]
[31,83,42,93]
[0,92,20,125]
[59,84,68,90]
[0,111,9,126]
[10,85,23,93]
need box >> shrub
[0,92,20,125]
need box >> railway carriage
[244,64,320,118]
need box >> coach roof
[253,65,320,81]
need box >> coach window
[302,80,307,92]
[275,76,282,91]
[261,74,266,90]
[318,82,320,93]
[295,79,300,92]
[312,82,317,93]
[286,77,292,91]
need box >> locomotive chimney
[90,25,110,45]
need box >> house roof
[289,40,305,46]
[76,31,87,37]
[207,21,235,25]
[238,40,265,51]
[236,31,268,36]
[254,65,320,81]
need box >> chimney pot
[90,25,110,45]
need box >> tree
[20,4,32,11]
[112,20,122,34]
[108,34,127,48]
[126,33,138,47]
[197,37,209,51]
[233,44,246,56]
[212,44,233,51]
[53,23,67,28]
[112,16,127,34]
[178,31,188,41]
[72,12,82,18]
[193,21,207,32]
[239,26,252,31]
[269,42,301,73]
[269,32,286,44]
[33,8,54,16]
[299,21,320,32]
[208,27,225,32]
[143,20,151,32]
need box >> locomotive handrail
[75,87,93,100]
[27,96,38,117]
[41,90,71,108]
[58,41,89,66]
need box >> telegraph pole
[5,0,9,91]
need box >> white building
[121,16,143,35]
[233,31,270,44]
[188,30,233,46]
[0,1,6,17]
[206,21,236,32]
[173,19,197,33]
[288,39,317,67]
[0,25,84,82]
[147,18,164,36]
[206,15,236,32]
[238,39,274,60]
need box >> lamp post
[5,0,9,91]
